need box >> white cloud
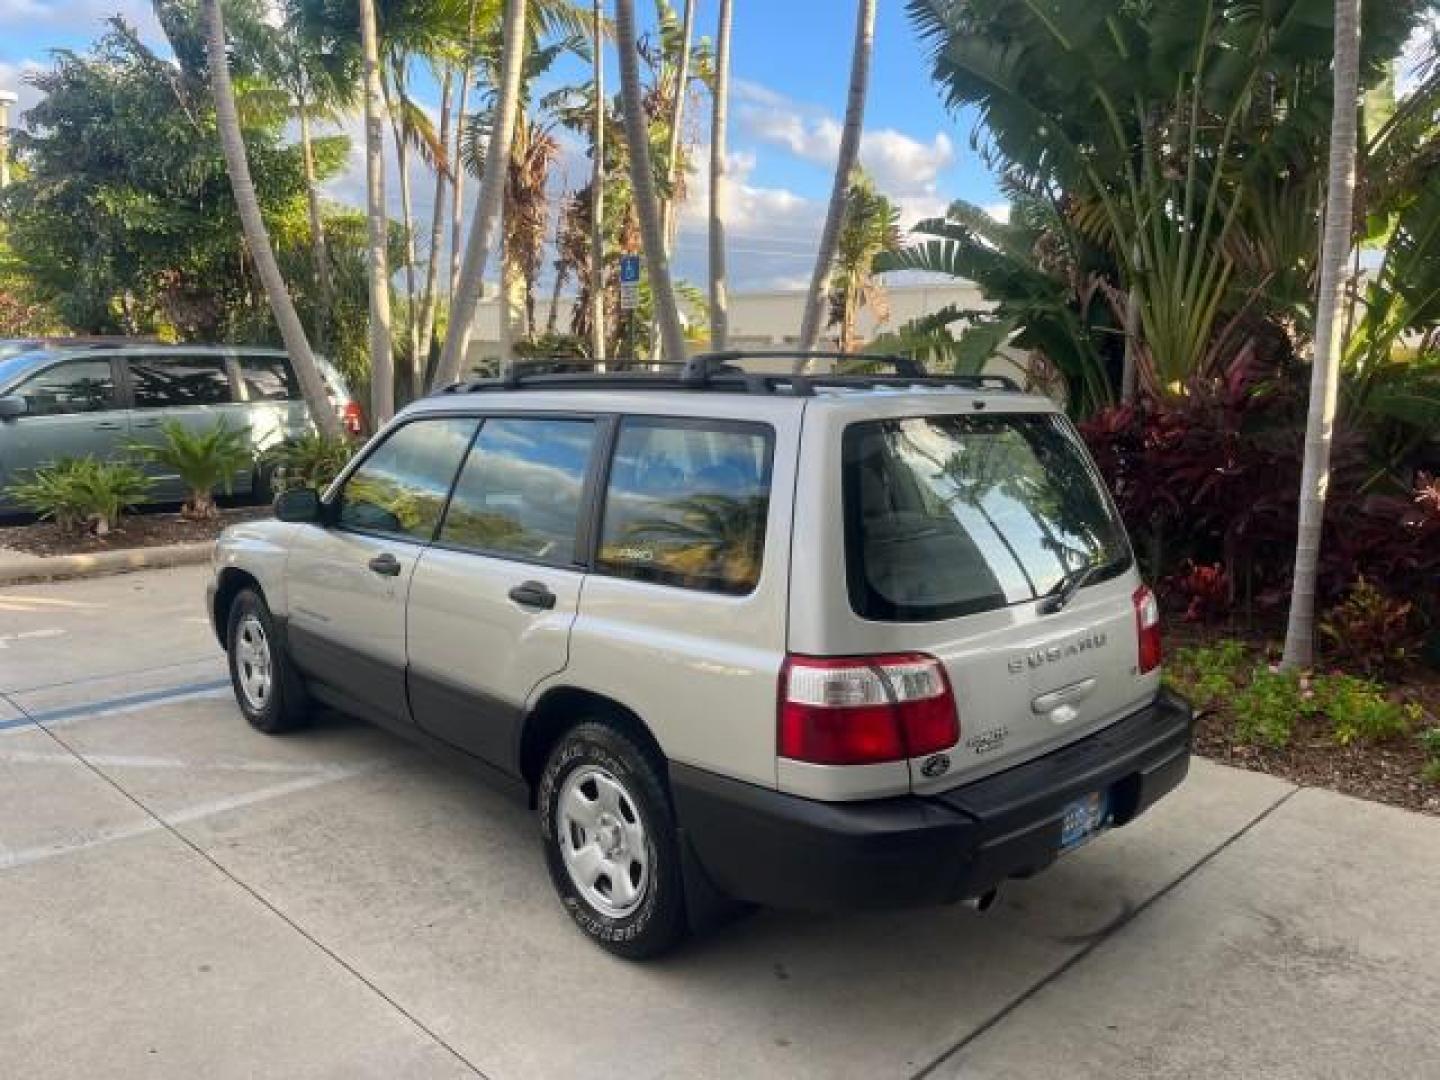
[737,82,956,199]
[0,0,160,37]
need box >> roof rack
[438,351,1020,398]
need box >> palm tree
[797,0,876,365]
[708,0,732,351]
[450,2,480,301]
[1282,0,1364,670]
[279,2,357,348]
[589,0,606,364]
[615,0,687,363]
[202,0,340,439]
[827,169,901,353]
[359,0,395,425]
[433,0,529,388]
[416,69,454,384]
[651,0,695,352]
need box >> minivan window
[237,354,298,402]
[439,417,597,564]
[14,359,118,416]
[598,418,773,595]
[337,417,479,541]
[129,354,233,408]
[843,414,1130,622]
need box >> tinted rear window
[843,413,1131,622]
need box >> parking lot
[1,564,1437,1079]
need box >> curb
[0,541,213,586]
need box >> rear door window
[843,413,1131,621]
[237,354,298,402]
[129,353,234,408]
[438,417,598,565]
[15,359,118,415]
[598,418,773,595]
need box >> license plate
[1059,791,1110,853]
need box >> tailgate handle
[1032,678,1097,714]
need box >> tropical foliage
[5,457,153,536]
[128,419,254,519]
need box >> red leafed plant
[1164,561,1231,622]
[1321,576,1422,677]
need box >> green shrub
[1313,673,1416,745]
[5,456,152,535]
[263,432,354,495]
[1167,639,1249,711]
[1414,728,1440,785]
[1232,667,1313,749]
[129,420,252,519]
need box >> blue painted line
[0,678,231,732]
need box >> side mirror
[0,396,28,420]
[274,488,323,523]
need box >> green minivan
[0,344,360,512]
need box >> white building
[466,280,1019,376]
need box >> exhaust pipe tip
[962,887,999,913]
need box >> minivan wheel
[538,722,687,959]
[226,588,310,734]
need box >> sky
[0,0,1004,295]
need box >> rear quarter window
[843,413,1131,622]
[598,417,774,595]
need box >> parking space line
[0,748,350,774]
[20,711,490,1079]
[0,763,383,873]
[0,679,231,733]
[4,653,219,695]
[906,784,1302,1080]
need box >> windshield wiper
[1037,557,1104,615]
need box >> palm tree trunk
[359,0,394,425]
[450,1,479,301]
[589,0,607,366]
[1281,0,1362,671]
[389,91,421,402]
[416,70,453,388]
[708,0,732,351]
[616,0,687,364]
[796,0,876,367]
[651,0,695,353]
[295,78,333,349]
[433,0,528,389]
[203,0,340,439]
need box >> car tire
[226,588,310,734]
[538,722,688,959]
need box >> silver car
[0,344,359,510]
[206,353,1194,959]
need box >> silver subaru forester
[207,354,1193,959]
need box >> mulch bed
[1167,620,1440,816]
[0,506,270,557]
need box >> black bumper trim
[671,689,1194,912]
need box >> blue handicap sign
[619,254,641,283]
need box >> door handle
[368,553,402,577]
[133,420,160,429]
[508,581,556,610]
[92,421,123,431]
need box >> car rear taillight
[1133,584,1162,674]
[342,400,364,436]
[779,653,959,766]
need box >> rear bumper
[672,689,1193,911]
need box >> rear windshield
[843,413,1131,622]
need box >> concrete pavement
[1,566,1437,1079]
